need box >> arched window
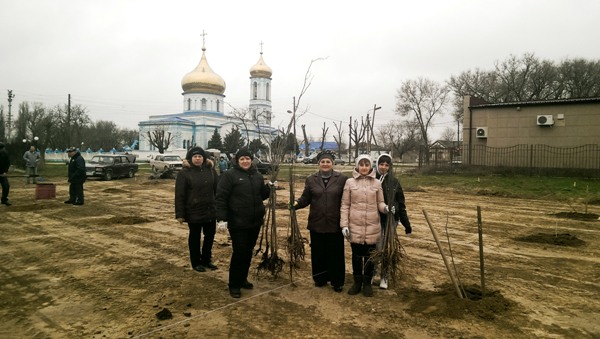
[266,83,270,101]
[201,98,207,111]
[216,100,220,112]
[187,98,191,110]
[253,82,258,99]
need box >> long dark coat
[296,171,348,233]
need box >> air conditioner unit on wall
[476,127,488,138]
[537,115,554,126]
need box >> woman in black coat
[215,148,270,298]
[175,147,219,272]
[294,151,348,292]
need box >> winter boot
[362,276,374,297]
[347,276,362,295]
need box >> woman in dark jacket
[175,147,219,273]
[215,148,270,298]
[294,151,348,292]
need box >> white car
[150,154,183,172]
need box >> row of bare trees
[0,101,138,153]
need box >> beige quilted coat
[340,168,387,244]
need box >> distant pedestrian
[175,146,219,273]
[219,156,228,174]
[65,147,86,205]
[23,145,40,184]
[0,142,11,206]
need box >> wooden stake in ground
[423,209,464,299]
[477,205,486,297]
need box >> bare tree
[318,122,328,152]
[146,127,173,154]
[349,116,367,158]
[301,124,310,156]
[333,121,345,159]
[440,127,456,142]
[396,77,449,164]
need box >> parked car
[150,154,183,172]
[302,153,319,164]
[86,154,139,181]
[253,158,278,175]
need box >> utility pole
[7,90,15,141]
[367,104,381,154]
[348,116,352,163]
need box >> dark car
[253,158,278,175]
[86,154,139,181]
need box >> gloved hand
[267,180,278,187]
[341,227,350,240]
[385,205,396,214]
[176,218,184,224]
[288,201,299,210]
[405,225,412,236]
[217,221,228,232]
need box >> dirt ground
[1,172,599,338]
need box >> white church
[138,37,275,152]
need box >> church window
[187,98,191,110]
[216,100,220,112]
[266,83,270,101]
[253,82,258,99]
[201,98,207,111]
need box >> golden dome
[181,48,226,95]
[249,53,272,78]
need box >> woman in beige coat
[340,154,389,297]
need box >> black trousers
[187,221,216,267]
[350,243,376,279]
[228,226,260,289]
[310,230,346,287]
[69,182,84,203]
[0,176,9,203]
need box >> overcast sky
[1,0,599,141]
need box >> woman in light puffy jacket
[340,154,388,297]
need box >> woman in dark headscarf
[175,146,219,273]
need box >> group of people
[175,146,411,299]
[294,151,411,297]
[0,143,87,207]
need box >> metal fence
[426,144,600,176]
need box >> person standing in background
[0,142,11,206]
[23,146,40,184]
[65,147,86,205]
[175,146,219,273]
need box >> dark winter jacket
[375,155,411,230]
[0,148,9,173]
[175,160,218,223]
[215,163,270,229]
[296,170,348,233]
[68,151,86,184]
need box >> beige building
[462,96,600,169]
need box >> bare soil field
[1,174,599,338]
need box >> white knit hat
[355,154,372,168]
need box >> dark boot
[362,276,373,297]
[347,276,362,295]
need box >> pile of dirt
[406,284,514,321]
[554,211,599,221]
[515,233,586,247]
